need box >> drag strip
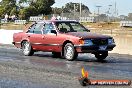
[0,45,132,88]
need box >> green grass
[0,23,23,30]
[0,22,32,30]
[126,27,132,31]
[81,22,95,26]
[1,22,132,31]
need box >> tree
[10,7,18,16]
[128,13,132,20]
[63,2,90,13]
[18,0,55,19]
[0,6,5,17]
[19,0,54,15]
[0,0,17,17]
[52,7,62,15]
[19,7,30,19]
[31,0,55,15]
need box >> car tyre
[64,43,78,61]
[95,51,108,61]
[22,41,34,56]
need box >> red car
[13,20,116,61]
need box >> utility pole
[80,1,82,17]
[108,5,112,22]
[114,2,118,19]
[114,2,117,21]
[96,6,102,22]
[74,4,76,20]
[114,2,117,16]
[108,5,112,14]
[62,6,64,19]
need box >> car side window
[28,23,44,34]
[57,23,70,33]
[28,24,36,33]
[43,23,55,34]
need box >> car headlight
[108,38,115,44]
[79,39,93,45]
[84,40,93,45]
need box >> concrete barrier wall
[120,21,132,27]
[79,17,96,23]
[0,29,22,44]
[1,19,7,23]
[29,16,43,22]
[14,20,26,24]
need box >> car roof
[37,20,78,24]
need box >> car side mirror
[51,30,57,35]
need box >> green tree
[0,6,5,17]
[0,0,17,17]
[19,0,55,15]
[52,7,62,15]
[19,8,29,19]
[63,2,90,13]
[128,13,132,20]
[10,7,18,16]
[18,0,55,19]
[31,0,55,15]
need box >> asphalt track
[0,44,132,88]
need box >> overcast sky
[53,0,132,16]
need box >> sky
[0,0,131,16]
[52,0,132,16]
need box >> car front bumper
[74,44,116,53]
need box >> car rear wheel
[94,51,108,61]
[64,43,78,61]
[22,41,34,56]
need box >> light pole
[79,1,82,17]
[108,5,112,15]
[96,6,102,22]
[107,5,112,23]
[62,6,64,19]
[74,4,76,20]
[74,3,80,20]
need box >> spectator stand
[29,16,43,22]
[120,21,132,27]
[14,20,27,25]
[1,19,8,24]
[79,17,96,23]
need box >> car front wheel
[64,43,78,61]
[22,41,34,56]
[94,51,108,61]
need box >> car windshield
[55,21,89,33]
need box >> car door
[41,22,60,52]
[26,23,46,50]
